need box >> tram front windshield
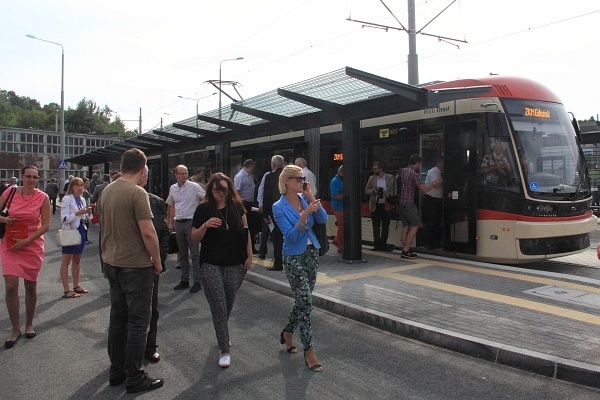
[504,100,590,200]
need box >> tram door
[443,122,478,255]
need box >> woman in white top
[60,178,92,298]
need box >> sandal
[73,286,89,294]
[63,290,81,298]
[280,330,297,353]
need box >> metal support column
[216,142,231,175]
[160,152,169,199]
[341,119,365,263]
[304,127,320,185]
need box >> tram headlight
[536,205,544,213]
[543,205,554,213]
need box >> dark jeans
[371,203,391,249]
[49,197,57,214]
[145,274,160,355]
[146,253,166,355]
[259,219,271,255]
[105,264,154,386]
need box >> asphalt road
[1,220,600,398]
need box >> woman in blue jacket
[272,165,328,372]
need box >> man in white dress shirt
[168,165,206,293]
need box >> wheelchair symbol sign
[530,182,539,191]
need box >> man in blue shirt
[234,159,259,253]
[330,165,343,255]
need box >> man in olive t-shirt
[99,148,164,394]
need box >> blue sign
[530,182,539,191]
[58,160,68,169]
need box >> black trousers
[371,203,391,249]
[271,218,284,269]
[49,197,57,214]
[422,195,443,248]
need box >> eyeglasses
[23,175,39,179]
[289,176,306,183]
[212,186,229,193]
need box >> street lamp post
[178,93,216,128]
[218,57,244,122]
[26,34,65,183]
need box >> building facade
[0,126,119,187]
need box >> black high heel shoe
[280,330,297,353]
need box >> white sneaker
[219,354,231,368]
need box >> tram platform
[247,242,600,389]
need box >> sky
[2,0,599,133]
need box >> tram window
[479,137,521,192]
[486,113,510,137]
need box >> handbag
[167,231,179,254]
[0,188,17,239]
[313,222,329,256]
[55,222,82,247]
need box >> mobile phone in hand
[303,182,308,190]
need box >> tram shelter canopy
[67,66,489,166]
[68,66,489,263]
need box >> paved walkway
[5,206,600,391]
[248,240,600,389]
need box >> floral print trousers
[283,245,319,351]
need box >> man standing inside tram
[422,157,444,249]
[168,164,205,293]
[397,154,440,259]
[365,162,395,251]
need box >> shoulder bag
[0,188,17,239]
[313,221,329,256]
[55,221,82,247]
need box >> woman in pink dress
[0,166,50,349]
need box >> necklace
[21,189,35,201]
[217,207,230,230]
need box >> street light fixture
[26,34,65,182]
[219,57,244,122]
[178,93,217,128]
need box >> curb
[245,270,600,390]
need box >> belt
[175,219,192,223]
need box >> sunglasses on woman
[212,185,229,193]
[289,176,306,183]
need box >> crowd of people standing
[0,149,449,393]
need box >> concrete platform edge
[245,270,600,390]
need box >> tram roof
[67,67,489,166]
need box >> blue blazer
[272,194,328,256]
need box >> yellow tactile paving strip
[386,273,600,325]
[311,254,600,326]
